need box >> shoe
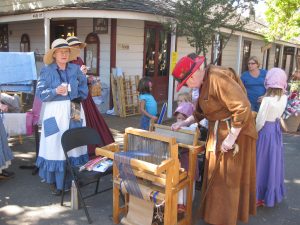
[0,170,15,179]
[51,189,62,196]
[256,200,265,207]
[49,183,56,192]
[51,188,70,196]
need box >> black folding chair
[61,127,112,224]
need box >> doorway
[143,22,170,102]
[282,46,295,76]
[50,20,77,44]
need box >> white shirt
[256,95,288,132]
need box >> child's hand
[257,95,264,103]
[171,120,187,131]
[151,116,158,121]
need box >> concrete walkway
[0,114,299,225]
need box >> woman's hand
[56,84,68,96]
[80,65,88,75]
[171,115,195,131]
[0,103,8,112]
[221,127,241,153]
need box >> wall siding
[115,19,144,77]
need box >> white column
[236,35,243,75]
[213,34,220,64]
[44,17,50,53]
[279,45,284,68]
[293,47,297,71]
[167,23,177,118]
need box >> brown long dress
[193,65,258,225]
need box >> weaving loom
[96,126,205,225]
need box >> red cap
[172,54,205,91]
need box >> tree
[264,0,300,42]
[170,0,258,64]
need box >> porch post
[279,45,284,68]
[236,35,243,75]
[44,17,50,53]
[167,23,176,118]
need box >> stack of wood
[111,74,140,117]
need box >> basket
[89,81,101,97]
[284,115,300,132]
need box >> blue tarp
[0,52,37,93]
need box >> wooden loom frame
[96,126,205,225]
[152,124,205,224]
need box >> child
[174,102,199,214]
[177,92,191,106]
[137,77,157,130]
[256,68,288,207]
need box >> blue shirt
[241,69,267,112]
[36,63,88,102]
[139,93,157,116]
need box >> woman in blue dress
[241,56,267,112]
[36,39,89,195]
[0,103,14,178]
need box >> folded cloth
[2,113,27,136]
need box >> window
[20,34,30,52]
[0,24,9,52]
[282,46,295,76]
[274,45,281,67]
[84,33,100,77]
[241,40,252,73]
[50,20,76,43]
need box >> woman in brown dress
[171,53,257,225]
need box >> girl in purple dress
[256,68,288,207]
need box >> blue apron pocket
[43,117,59,137]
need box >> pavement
[0,113,300,225]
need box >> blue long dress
[35,63,89,190]
[0,116,13,173]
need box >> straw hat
[43,38,80,65]
[66,36,87,49]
